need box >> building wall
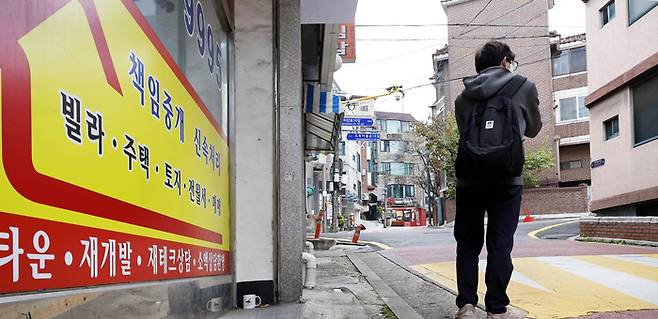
[443,0,557,185]
[580,217,658,242]
[443,186,589,223]
[376,129,425,206]
[559,144,591,183]
[584,0,658,92]
[553,72,587,92]
[588,88,658,211]
[585,0,658,214]
[556,121,589,138]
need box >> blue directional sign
[342,117,374,127]
[346,133,381,141]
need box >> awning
[305,112,342,152]
[304,82,343,152]
[305,83,343,113]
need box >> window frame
[554,88,589,124]
[628,0,658,25]
[551,46,587,77]
[631,71,658,147]
[603,115,620,141]
[600,0,616,27]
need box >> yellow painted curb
[527,219,579,239]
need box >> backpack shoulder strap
[498,75,527,98]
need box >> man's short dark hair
[474,41,516,73]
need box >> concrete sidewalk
[220,245,394,319]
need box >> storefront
[1,0,233,316]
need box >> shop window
[557,96,588,123]
[134,0,230,135]
[600,1,616,26]
[386,184,415,198]
[604,116,619,140]
[628,0,658,25]
[632,71,658,145]
[552,47,587,76]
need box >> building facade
[551,34,592,186]
[440,0,558,186]
[0,0,357,317]
[582,0,658,216]
[374,111,425,210]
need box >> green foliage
[414,113,555,193]
[412,114,460,199]
[523,145,555,188]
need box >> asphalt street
[323,218,658,319]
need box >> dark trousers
[454,185,522,314]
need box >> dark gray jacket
[454,66,542,186]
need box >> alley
[325,220,658,318]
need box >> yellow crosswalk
[411,254,658,319]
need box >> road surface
[324,218,658,319]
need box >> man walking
[452,41,542,319]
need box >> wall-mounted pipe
[301,252,317,289]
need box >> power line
[357,42,446,66]
[460,0,494,35]
[355,23,576,28]
[455,0,536,38]
[357,34,552,41]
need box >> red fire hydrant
[352,224,367,243]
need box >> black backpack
[455,75,527,180]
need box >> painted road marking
[537,256,658,305]
[527,219,579,239]
[610,254,658,267]
[412,254,658,319]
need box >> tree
[412,113,460,200]
[522,145,555,188]
[414,113,556,197]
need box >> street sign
[342,117,374,127]
[591,159,605,169]
[346,133,381,141]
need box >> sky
[334,0,586,122]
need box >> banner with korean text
[0,0,230,294]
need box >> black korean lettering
[139,144,150,180]
[61,91,82,144]
[123,134,136,171]
[86,110,105,156]
[148,76,160,119]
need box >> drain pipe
[305,241,314,254]
[301,252,317,289]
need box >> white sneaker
[486,307,526,319]
[455,304,476,319]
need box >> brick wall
[522,186,589,214]
[555,121,589,138]
[580,216,658,242]
[559,144,591,183]
[553,73,587,92]
[444,0,558,186]
[443,186,589,222]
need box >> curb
[575,236,658,247]
[346,253,424,319]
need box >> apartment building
[582,0,658,216]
